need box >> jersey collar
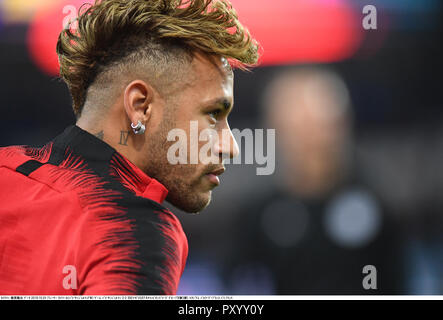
[54,125,169,204]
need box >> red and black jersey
[0,125,188,295]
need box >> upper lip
[208,167,225,176]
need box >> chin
[167,190,212,214]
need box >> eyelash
[208,109,222,119]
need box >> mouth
[205,167,225,186]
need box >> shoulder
[76,194,188,295]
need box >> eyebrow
[203,97,233,112]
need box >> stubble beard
[144,116,212,214]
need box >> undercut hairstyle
[56,0,260,117]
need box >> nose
[213,126,239,161]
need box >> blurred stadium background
[0,0,442,294]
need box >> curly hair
[56,0,259,116]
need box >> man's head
[264,66,352,197]
[57,0,259,213]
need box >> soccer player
[0,0,258,295]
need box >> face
[143,53,239,213]
[270,73,350,171]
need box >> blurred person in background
[223,66,404,294]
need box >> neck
[76,115,144,172]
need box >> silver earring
[131,121,146,135]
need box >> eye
[208,109,222,120]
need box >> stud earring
[131,121,146,135]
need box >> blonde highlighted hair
[56,0,259,116]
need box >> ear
[123,80,154,127]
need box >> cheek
[197,131,217,159]
[178,119,216,159]
[149,105,168,133]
